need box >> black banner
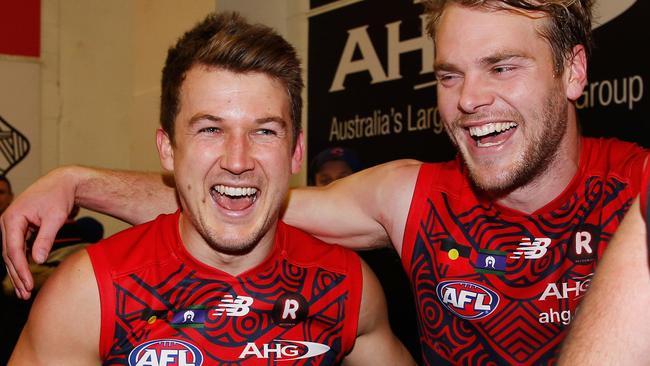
[307,0,648,173]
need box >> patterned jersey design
[88,212,361,366]
[402,138,648,365]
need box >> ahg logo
[539,274,593,301]
[239,340,330,361]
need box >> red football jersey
[87,211,362,366]
[402,137,648,365]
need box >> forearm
[67,165,178,225]
[284,185,389,249]
[284,160,420,250]
[558,199,650,364]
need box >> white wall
[41,0,215,236]
[0,57,41,195]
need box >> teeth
[213,185,258,197]
[469,122,517,137]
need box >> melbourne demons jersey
[87,211,362,366]
[402,137,648,365]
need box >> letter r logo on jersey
[575,231,593,254]
[273,293,309,327]
[569,225,600,264]
[282,299,300,320]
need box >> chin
[200,219,269,256]
[467,163,518,193]
[213,242,258,256]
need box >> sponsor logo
[128,339,203,366]
[440,238,471,261]
[272,293,309,327]
[538,307,574,326]
[539,273,593,301]
[209,295,254,318]
[171,308,206,328]
[510,237,551,259]
[568,225,600,264]
[473,249,507,276]
[436,280,499,320]
[239,340,330,361]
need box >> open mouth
[210,185,259,211]
[468,122,517,147]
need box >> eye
[493,65,516,74]
[255,128,278,136]
[435,72,461,87]
[198,126,221,134]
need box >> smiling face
[157,66,303,260]
[434,4,582,194]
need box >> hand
[1,167,78,299]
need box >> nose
[220,133,255,175]
[458,73,494,113]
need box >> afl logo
[128,339,203,366]
[436,280,500,320]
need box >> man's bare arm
[9,249,101,365]
[1,165,176,299]
[558,197,650,365]
[343,259,416,365]
[284,159,421,253]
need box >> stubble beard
[193,211,277,256]
[455,86,569,196]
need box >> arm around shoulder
[284,159,422,252]
[9,249,102,366]
[342,259,416,366]
[1,165,177,299]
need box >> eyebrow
[255,116,288,128]
[188,113,222,126]
[434,52,531,72]
[187,113,288,127]
[479,52,530,66]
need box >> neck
[496,120,581,214]
[178,214,277,276]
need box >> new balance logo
[510,238,551,259]
[210,295,254,317]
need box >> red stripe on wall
[0,0,41,57]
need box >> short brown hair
[160,12,303,148]
[423,0,594,74]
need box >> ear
[156,128,175,172]
[565,44,588,101]
[291,132,305,174]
